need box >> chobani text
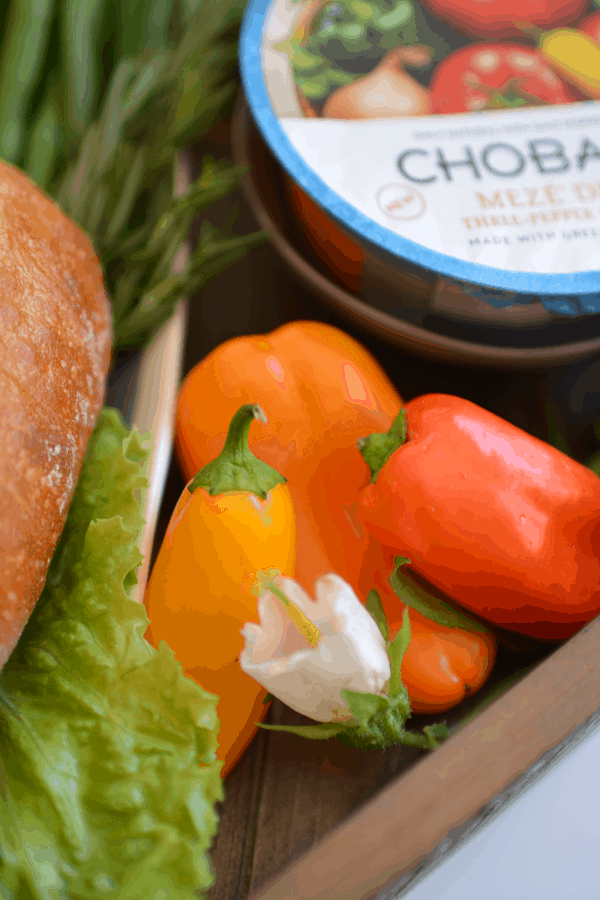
[397,138,600,183]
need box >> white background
[394,716,600,900]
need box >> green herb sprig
[50,0,264,351]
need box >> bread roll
[0,161,112,667]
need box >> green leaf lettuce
[0,409,222,900]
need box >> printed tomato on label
[429,44,579,114]
[423,0,587,39]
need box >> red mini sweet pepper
[357,394,600,641]
[424,0,586,39]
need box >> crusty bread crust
[0,161,112,667]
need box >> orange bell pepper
[175,320,399,594]
[144,404,296,777]
[175,321,496,713]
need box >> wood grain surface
[143,131,600,900]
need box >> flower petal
[239,574,391,722]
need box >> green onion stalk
[57,0,264,352]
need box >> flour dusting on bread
[0,161,111,667]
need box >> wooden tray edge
[130,152,191,603]
[247,614,600,900]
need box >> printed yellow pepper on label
[517,22,600,98]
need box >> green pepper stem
[188,403,286,500]
[357,408,407,483]
[514,20,543,40]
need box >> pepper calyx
[188,403,285,500]
[388,557,488,635]
[357,408,407,483]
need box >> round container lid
[240,0,600,297]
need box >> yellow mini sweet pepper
[144,404,296,776]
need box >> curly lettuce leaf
[0,409,222,900]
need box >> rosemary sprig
[50,0,265,351]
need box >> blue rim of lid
[240,0,600,297]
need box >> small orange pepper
[144,404,296,777]
[359,539,496,713]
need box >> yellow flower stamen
[252,569,321,648]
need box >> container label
[261,0,600,276]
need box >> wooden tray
[120,135,600,900]
[245,617,600,900]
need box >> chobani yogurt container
[239,0,600,337]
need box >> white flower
[239,573,391,723]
